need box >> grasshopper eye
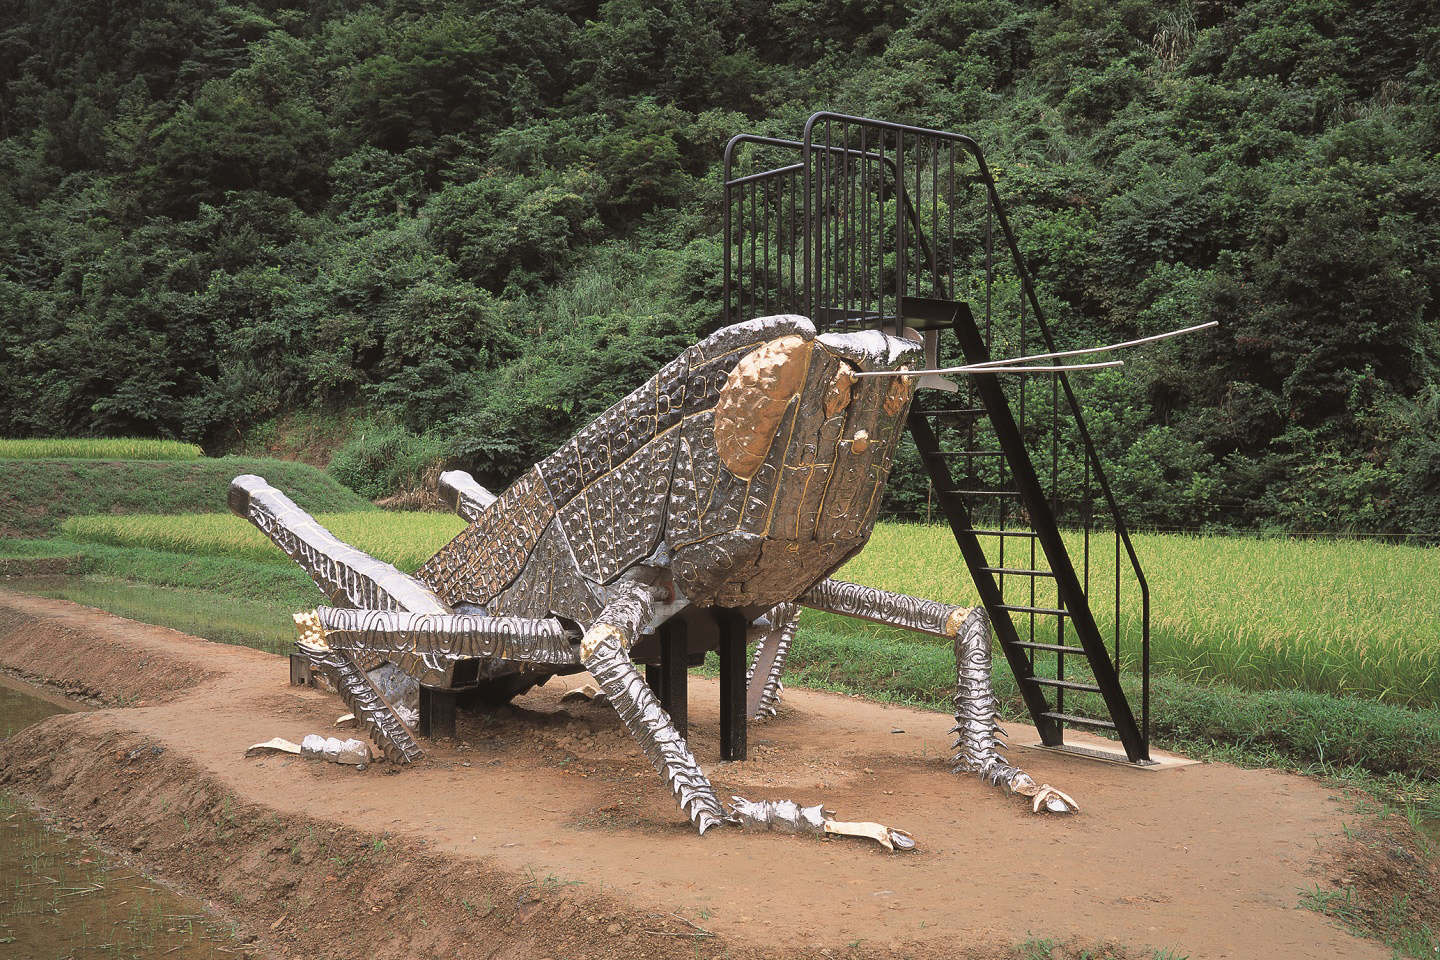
[713,334,814,480]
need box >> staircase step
[1028,676,1102,693]
[979,566,1056,578]
[1040,711,1117,731]
[996,603,1069,616]
[959,527,1039,538]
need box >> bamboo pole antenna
[852,320,1218,378]
[941,360,1125,374]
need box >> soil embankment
[0,588,1395,959]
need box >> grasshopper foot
[726,797,915,850]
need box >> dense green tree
[0,0,1434,533]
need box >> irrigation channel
[0,674,247,958]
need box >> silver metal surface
[949,607,1075,813]
[230,475,440,735]
[438,470,498,521]
[799,578,969,638]
[297,639,423,764]
[230,475,451,615]
[746,603,798,719]
[727,797,915,850]
[238,316,1077,837]
[578,579,726,833]
[315,608,579,687]
[727,797,828,835]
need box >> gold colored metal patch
[294,609,329,651]
[580,623,629,660]
[883,372,916,417]
[713,335,814,480]
[824,365,856,418]
[944,607,972,638]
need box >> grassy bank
[61,512,464,572]
[0,458,373,537]
[0,539,322,609]
[0,437,203,461]
[10,576,298,656]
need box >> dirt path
[0,588,1384,959]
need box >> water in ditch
[0,676,253,959]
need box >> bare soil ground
[0,588,1416,960]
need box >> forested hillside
[1,0,1436,533]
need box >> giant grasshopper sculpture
[233,314,1207,847]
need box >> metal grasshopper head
[667,318,922,612]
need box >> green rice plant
[830,524,1440,709]
[19,578,300,656]
[51,514,1440,707]
[2,539,324,609]
[59,511,466,573]
[0,437,202,461]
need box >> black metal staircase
[721,113,1152,764]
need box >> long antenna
[927,360,1124,375]
[853,320,1218,377]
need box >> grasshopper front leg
[798,578,1076,814]
[579,578,727,834]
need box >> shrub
[327,420,447,501]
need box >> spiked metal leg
[746,603,799,720]
[798,578,973,638]
[294,614,424,764]
[799,579,1074,813]
[230,476,454,759]
[229,476,452,616]
[951,607,1076,813]
[579,581,725,834]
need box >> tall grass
[834,524,1440,709]
[60,512,465,573]
[16,578,299,656]
[0,437,202,460]
[52,514,1440,707]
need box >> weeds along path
[0,587,1394,960]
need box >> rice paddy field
[838,525,1440,710]
[60,512,465,572]
[52,513,1440,710]
[0,437,203,461]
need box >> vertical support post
[645,663,664,702]
[417,686,456,741]
[660,619,689,741]
[289,653,314,687]
[717,609,748,761]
